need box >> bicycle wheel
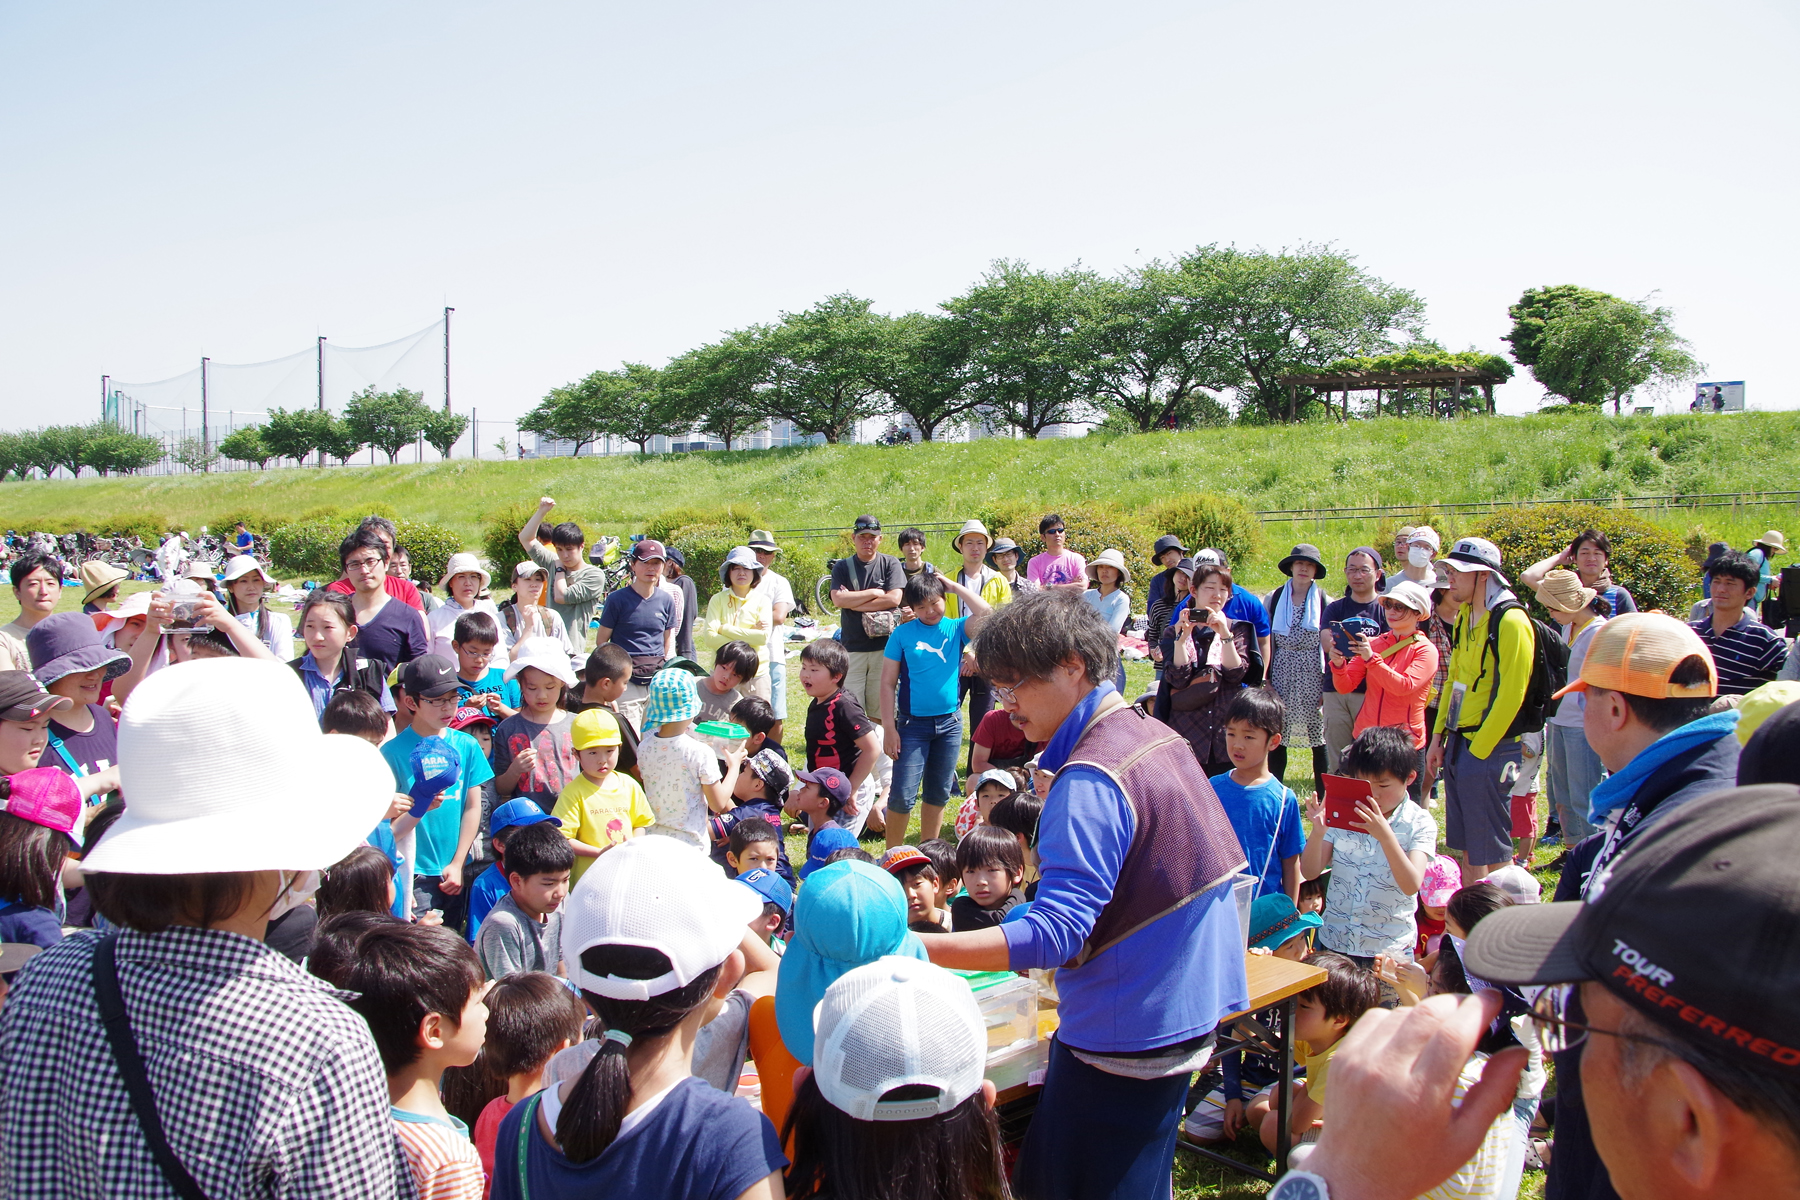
[814,574,838,616]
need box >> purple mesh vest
[1059,702,1247,968]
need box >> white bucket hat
[438,551,492,593]
[813,956,988,1122]
[562,836,760,1001]
[1381,579,1434,617]
[950,520,992,553]
[503,635,577,687]
[82,658,393,874]
[221,554,276,587]
[1084,547,1132,586]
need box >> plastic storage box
[955,970,1039,1059]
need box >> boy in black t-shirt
[951,826,1024,931]
[798,639,882,834]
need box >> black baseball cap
[852,515,881,533]
[1467,784,1800,1078]
[398,654,460,698]
[0,670,72,723]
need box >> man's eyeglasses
[344,555,386,572]
[992,682,1023,706]
[1529,983,1681,1055]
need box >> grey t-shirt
[473,893,563,979]
[526,541,608,654]
[830,552,904,653]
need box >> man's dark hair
[9,552,61,590]
[1341,724,1418,784]
[713,640,761,685]
[1568,528,1611,560]
[1038,513,1064,535]
[987,792,1043,844]
[585,642,631,686]
[1709,550,1761,591]
[185,629,239,658]
[916,838,958,885]
[901,573,945,608]
[550,521,584,549]
[800,638,850,684]
[1446,881,1511,935]
[86,871,263,933]
[337,527,388,569]
[454,610,500,647]
[482,971,588,1077]
[822,846,875,867]
[1301,950,1381,1023]
[897,527,926,549]
[308,910,401,988]
[1619,655,1717,733]
[358,515,398,546]
[974,587,1119,688]
[1225,687,1285,740]
[729,695,776,740]
[955,825,1025,878]
[504,821,574,880]
[343,923,484,1073]
[728,816,779,859]
[323,689,388,741]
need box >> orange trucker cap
[1552,612,1716,700]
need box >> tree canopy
[1507,285,1700,412]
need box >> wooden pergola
[1278,367,1506,421]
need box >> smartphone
[1321,773,1374,831]
[1328,621,1349,655]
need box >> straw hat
[1534,569,1596,615]
[78,560,129,607]
[1756,530,1787,554]
[950,520,992,553]
[1084,548,1132,586]
[437,551,491,593]
[82,658,394,873]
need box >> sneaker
[1539,833,1562,849]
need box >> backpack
[1467,599,1569,738]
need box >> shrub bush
[644,504,764,545]
[1472,504,1697,617]
[1142,493,1263,572]
[209,509,290,540]
[392,520,465,592]
[480,503,544,584]
[973,501,1159,607]
[772,538,832,617]
[668,524,744,606]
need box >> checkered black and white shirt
[0,925,417,1199]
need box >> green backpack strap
[515,1092,545,1199]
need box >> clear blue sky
[2,0,1794,429]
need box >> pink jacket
[1331,631,1439,749]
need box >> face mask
[1407,546,1433,568]
[267,870,321,922]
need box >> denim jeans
[888,710,962,814]
[1546,721,1602,843]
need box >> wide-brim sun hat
[1757,530,1787,553]
[719,546,764,588]
[183,560,218,583]
[643,667,701,727]
[813,957,988,1122]
[951,520,992,553]
[221,555,276,587]
[78,560,129,606]
[1380,579,1434,617]
[1278,544,1328,578]
[747,530,780,552]
[26,612,132,687]
[94,590,154,637]
[562,836,762,1001]
[1084,548,1132,587]
[437,551,491,593]
[1533,569,1596,615]
[1152,534,1188,559]
[503,636,578,688]
[82,658,394,874]
[984,538,1022,568]
[775,859,929,1064]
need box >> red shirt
[473,1094,516,1199]
[325,574,425,611]
[973,708,1038,764]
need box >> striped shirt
[393,1109,485,1200]
[1418,1054,1517,1200]
[1691,612,1789,694]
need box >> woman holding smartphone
[1160,563,1250,773]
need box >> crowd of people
[0,494,1795,1200]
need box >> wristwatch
[1268,1170,1330,1200]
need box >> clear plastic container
[693,721,748,757]
[956,970,1039,1059]
[1232,872,1258,948]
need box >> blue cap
[734,867,793,915]
[1248,892,1322,951]
[800,825,860,879]
[773,860,928,1064]
[491,798,561,836]
[407,737,462,818]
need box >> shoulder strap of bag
[94,933,213,1200]
[45,730,81,776]
[515,1091,545,1200]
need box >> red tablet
[1322,773,1373,831]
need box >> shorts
[1443,733,1523,867]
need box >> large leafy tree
[172,436,218,474]
[944,262,1106,438]
[34,425,92,478]
[0,432,29,481]
[343,386,430,463]
[862,311,980,441]
[519,382,607,457]
[762,294,888,444]
[1187,244,1426,423]
[84,427,165,475]
[1533,296,1701,413]
[664,330,774,451]
[1086,262,1240,432]
[261,407,333,466]
[1503,285,1613,369]
[599,363,681,454]
[318,413,366,466]
[217,427,273,470]
[421,409,470,459]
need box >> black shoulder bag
[94,933,213,1200]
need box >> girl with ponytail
[490,837,786,1200]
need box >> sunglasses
[1043,528,1066,537]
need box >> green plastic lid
[694,721,748,739]
[951,970,1020,992]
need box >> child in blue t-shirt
[1209,688,1304,902]
[452,611,520,720]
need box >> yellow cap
[570,707,621,749]
[1552,613,1716,701]
[1736,681,1800,746]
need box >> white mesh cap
[813,956,987,1122]
[560,836,760,1001]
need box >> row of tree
[0,424,166,481]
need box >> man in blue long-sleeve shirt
[926,588,1249,1200]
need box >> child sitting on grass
[344,922,491,1200]
[952,825,1024,931]
[550,708,652,884]
[474,821,572,980]
[798,638,882,834]
[1211,687,1304,903]
[1244,950,1379,1155]
[569,644,639,780]
[638,668,743,848]
[878,844,952,934]
[452,611,519,720]
[472,971,588,1196]
[953,766,1017,838]
[1301,724,1436,970]
[710,748,794,883]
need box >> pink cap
[3,768,84,841]
[1420,854,1461,908]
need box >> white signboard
[1692,381,1746,413]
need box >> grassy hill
[6,410,1795,593]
